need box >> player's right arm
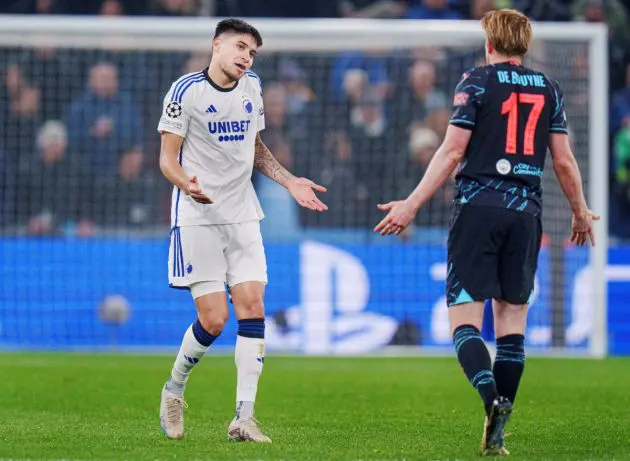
[157,80,211,204]
[159,132,211,204]
[549,133,598,246]
[374,67,483,236]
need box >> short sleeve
[549,79,569,134]
[251,73,265,132]
[449,68,488,130]
[157,82,192,138]
[256,82,265,132]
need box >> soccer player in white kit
[157,19,327,443]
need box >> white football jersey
[157,68,265,227]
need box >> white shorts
[168,221,267,291]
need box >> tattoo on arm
[254,133,294,186]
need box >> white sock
[166,324,209,396]
[235,335,265,419]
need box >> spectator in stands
[66,62,143,175]
[274,59,321,147]
[409,46,447,66]
[9,48,82,120]
[611,125,630,238]
[332,51,390,100]
[2,0,66,14]
[573,0,629,31]
[566,51,590,109]
[261,83,301,147]
[349,88,388,139]
[611,63,630,134]
[100,0,124,15]
[2,84,42,169]
[265,59,324,185]
[396,125,454,227]
[183,53,209,74]
[1,63,25,133]
[573,0,630,92]
[512,0,570,21]
[4,63,23,98]
[396,60,448,132]
[88,52,158,108]
[470,0,496,20]
[91,0,160,105]
[21,121,94,236]
[92,148,158,228]
[232,0,338,17]
[332,68,371,133]
[0,147,16,230]
[278,59,317,122]
[396,124,437,187]
[309,131,368,227]
[343,69,369,105]
[339,0,406,18]
[404,0,463,19]
[150,0,199,16]
[348,88,397,219]
[423,106,451,141]
[610,62,630,237]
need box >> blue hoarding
[0,238,628,354]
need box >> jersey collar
[204,67,239,93]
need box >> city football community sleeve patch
[165,101,183,119]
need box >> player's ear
[486,40,495,55]
[212,36,222,53]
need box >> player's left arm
[253,133,294,186]
[254,133,328,212]
[374,125,471,235]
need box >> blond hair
[481,9,532,57]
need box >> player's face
[214,33,258,82]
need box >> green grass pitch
[1,353,629,460]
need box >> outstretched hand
[185,176,212,204]
[286,177,328,212]
[374,200,417,236]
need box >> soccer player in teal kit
[375,9,598,455]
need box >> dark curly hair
[214,18,262,47]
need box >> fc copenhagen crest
[241,95,253,114]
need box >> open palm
[286,177,328,212]
[374,200,417,236]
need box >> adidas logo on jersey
[206,105,218,113]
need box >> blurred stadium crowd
[1,0,629,240]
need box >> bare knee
[197,310,228,336]
[194,293,229,336]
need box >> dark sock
[453,325,499,416]
[237,318,265,339]
[493,334,525,404]
[192,318,219,347]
